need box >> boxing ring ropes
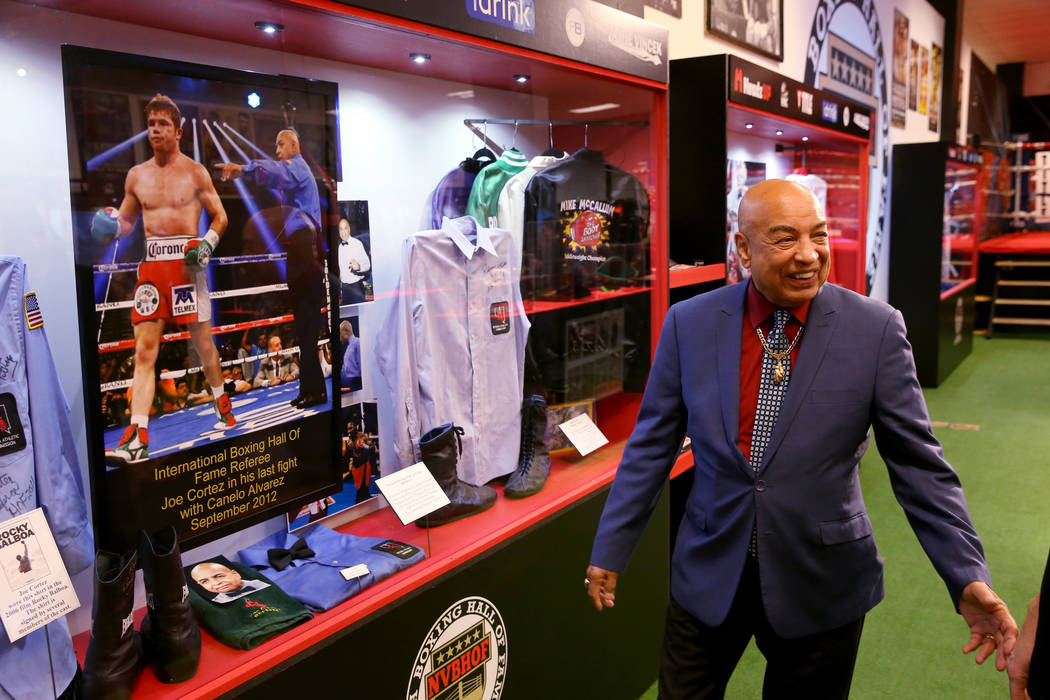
[89,117,331,394]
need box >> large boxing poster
[62,46,342,552]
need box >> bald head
[191,562,244,594]
[275,129,301,161]
[734,179,830,307]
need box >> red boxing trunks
[131,236,211,325]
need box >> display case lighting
[514,74,530,84]
[744,122,753,129]
[254,21,284,34]
[16,68,27,77]
[801,136,810,142]
[410,53,432,64]
[775,129,784,136]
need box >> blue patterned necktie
[749,309,792,557]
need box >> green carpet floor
[639,334,1050,699]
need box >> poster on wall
[726,159,767,284]
[908,40,919,111]
[62,46,343,552]
[334,201,374,308]
[707,0,783,62]
[919,45,930,115]
[892,9,909,128]
[644,0,681,18]
[820,32,877,108]
[929,44,943,133]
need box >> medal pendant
[773,361,785,383]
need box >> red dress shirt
[737,281,811,462]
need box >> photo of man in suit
[190,561,270,604]
[585,179,1018,699]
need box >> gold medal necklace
[755,317,803,383]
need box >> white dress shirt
[376,216,530,485]
[338,236,371,284]
[496,153,568,253]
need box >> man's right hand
[585,565,619,611]
[91,207,120,241]
[213,162,244,182]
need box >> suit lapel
[759,285,839,472]
[716,283,749,473]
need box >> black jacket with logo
[521,148,650,300]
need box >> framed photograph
[707,0,783,62]
[62,45,342,552]
[547,400,594,455]
[334,200,374,308]
[287,401,380,531]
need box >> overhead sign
[333,0,668,82]
[728,56,871,139]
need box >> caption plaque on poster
[62,46,343,551]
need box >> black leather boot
[415,423,497,527]
[82,550,142,700]
[504,395,552,498]
[139,527,201,683]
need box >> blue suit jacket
[590,281,990,638]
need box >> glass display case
[2,0,673,696]
[669,54,873,304]
[889,143,986,386]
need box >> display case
[669,54,873,302]
[889,143,985,386]
[3,0,676,696]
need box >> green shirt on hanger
[465,148,528,227]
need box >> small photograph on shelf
[186,558,271,604]
[334,200,374,308]
[908,39,919,111]
[337,315,364,402]
[707,0,783,62]
[547,400,595,455]
[892,10,909,128]
[287,401,380,531]
[726,160,767,284]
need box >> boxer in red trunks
[92,94,236,464]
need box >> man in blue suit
[586,180,1017,698]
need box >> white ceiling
[963,0,1050,67]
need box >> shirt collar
[745,279,812,329]
[442,216,497,259]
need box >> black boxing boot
[415,423,496,527]
[503,395,552,499]
[139,527,201,683]
[82,550,142,700]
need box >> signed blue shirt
[237,525,425,612]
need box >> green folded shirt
[184,555,313,650]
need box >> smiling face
[191,562,244,594]
[338,218,351,242]
[735,179,830,308]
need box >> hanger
[541,120,566,158]
[471,120,496,162]
[584,123,589,149]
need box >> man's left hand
[959,580,1018,670]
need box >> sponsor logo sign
[466,0,535,34]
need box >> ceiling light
[247,92,261,109]
[446,90,475,99]
[16,68,27,78]
[775,129,784,136]
[254,21,284,34]
[410,53,431,64]
[568,102,620,114]
[801,136,810,142]
[745,122,754,129]
[514,74,530,84]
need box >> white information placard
[558,413,610,456]
[374,462,451,526]
[0,508,80,643]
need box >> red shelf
[521,284,651,314]
[74,434,638,698]
[669,263,725,289]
